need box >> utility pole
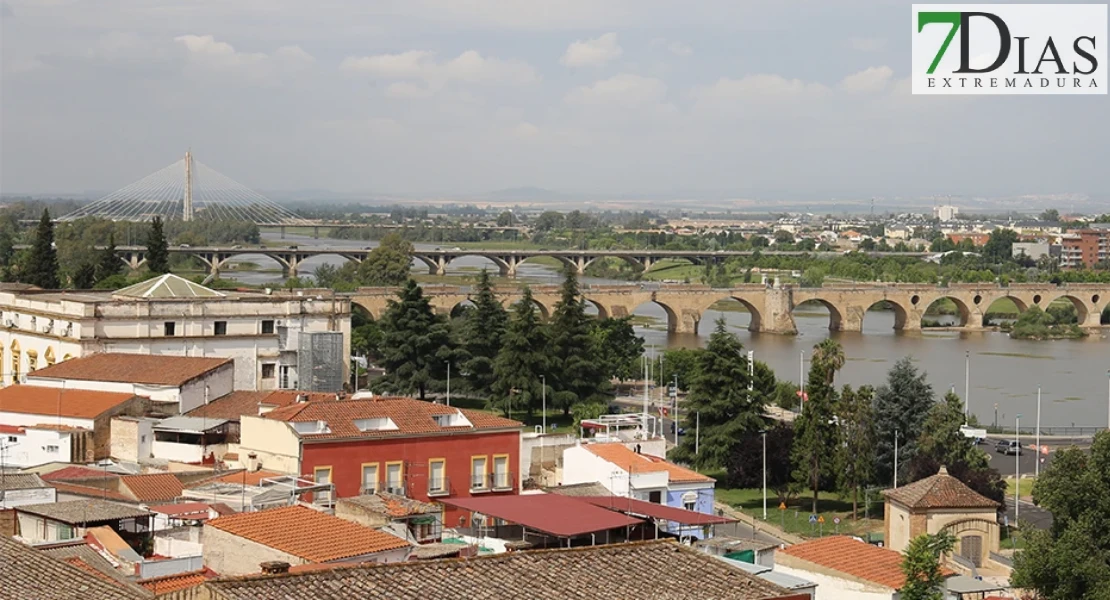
[1015,414,1022,524]
[445,361,451,407]
[762,430,768,521]
[642,356,650,435]
[541,375,547,433]
[1035,387,1042,479]
[695,412,700,455]
[672,374,679,447]
[183,150,194,222]
[893,429,900,489]
[964,350,971,424]
[799,351,805,412]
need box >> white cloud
[560,32,623,67]
[342,49,538,94]
[667,41,693,57]
[848,37,886,52]
[174,34,267,65]
[514,122,540,137]
[839,66,893,93]
[171,35,315,84]
[340,50,433,79]
[565,73,667,107]
[385,81,434,99]
[693,74,829,101]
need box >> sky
[1,0,1107,202]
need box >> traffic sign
[808,514,817,524]
[817,516,825,524]
[778,502,787,511]
[833,517,841,525]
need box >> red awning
[440,495,644,538]
[578,496,735,526]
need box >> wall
[111,417,155,463]
[924,508,1001,564]
[299,430,520,526]
[180,365,235,413]
[666,483,715,540]
[202,524,308,576]
[885,502,913,553]
[520,432,576,485]
[155,526,204,558]
[15,513,78,543]
[0,486,56,509]
[561,445,629,496]
[0,427,76,468]
[334,499,390,529]
[237,415,302,474]
[774,561,895,600]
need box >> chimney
[260,561,290,575]
[938,465,949,476]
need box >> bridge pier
[497,256,527,278]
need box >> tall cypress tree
[491,287,550,418]
[548,267,607,415]
[792,338,845,514]
[670,317,766,469]
[459,270,508,394]
[373,279,454,400]
[22,209,59,288]
[873,357,935,487]
[146,217,169,275]
[96,232,122,282]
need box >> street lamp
[1035,387,1042,479]
[761,430,768,521]
[1015,413,1023,525]
[445,361,451,407]
[541,375,547,433]
[893,429,900,489]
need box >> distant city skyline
[1,0,1107,199]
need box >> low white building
[0,386,146,461]
[0,473,56,509]
[0,423,92,468]
[26,353,234,415]
[0,274,351,391]
[150,416,234,464]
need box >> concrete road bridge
[347,282,1110,335]
[103,245,931,278]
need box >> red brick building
[1061,229,1109,268]
[238,397,522,525]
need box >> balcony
[427,476,450,498]
[470,472,515,493]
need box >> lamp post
[964,350,971,424]
[761,430,768,521]
[541,375,547,433]
[893,429,900,489]
[1015,413,1022,524]
[445,361,451,407]
[1035,387,1041,479]
[799,351,805,412]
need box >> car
[179,244,190,248]
[670,422,686,436]
[996,440,1023,455]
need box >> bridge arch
[449,299,477,319]
[920,295,972,328]
[792,298,845,332]
[627,299,686,334]
[582,298,610,319]
[1044,294,1093,326]
[506,296,551,320]
[706,296,763,332]
[981,295,1028,326]
[861,299,911,331]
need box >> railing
[427,476,450,497]
[138,555,204,579]
[989,551,1013,568]
[471,472,514,492]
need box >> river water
[221,232,1110,428]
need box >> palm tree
[811,338,845,384]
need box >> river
[221,232,1110,428]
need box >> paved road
[712,520,789,547]
[1004,498,1054,531]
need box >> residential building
[26,353,234,414]
[935,204,960,221]
[561,441,716,539]
[202,505,411,575]
[200,539,805,600]
[0,473,56,509]
[1061,229,1109,268]
[35,539,153,597]
[776,535,955,600]
[0,273,351,391]
[883,465,1001,568]
[181,471,328,513]
[695,536,780,568]
[147,502,220,530]
[947,232,990,246]
[0,386,148,460]
[15,499,153,547]
[0,535,149,600]
[334,492,443,543]
[237,396,522,526]
[149,416,235,464]
[0,423,94,467]
[1012,241,1057,261]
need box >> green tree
[350,307,383,362]
[21,209,60,288]
[792,339,845,514]
[658,348,702,391]
[670,317,765,469]
[907,390,1005,504]
[372,279,454,400]
[837,384,876,520]
[458,270,508,394]
[71,262,96,289]
[874,357,935,486]
[1039,208,1060,222]
[492,287,550,418]
[548,268,608,415]
[725,422,795,503]
[982,229,1018,263]
[590,316,644,382]
[146,216,170,275]
[95,232,121,283]
[900,532,956,600]
[496,211,513,227]
[358,233,414,286]
[1011,432,1110,598]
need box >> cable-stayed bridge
[58,152,314,226]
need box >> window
[428,459,447,495]
[470,456,488,490]
[6,436,16,443]
[214,321,227,336]
[279,365,296,389]
[385,461,404,494]
[57,524,75,540]
[261,320,275,334]
[492,455,510,490]
[45,445,59,453]
[682,492,698,512]
[313,467,333,506]
[361,463,379,494]
[261,363,276,379]
[164,322,176,336]
[648,491,662,504]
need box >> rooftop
[186,390,336,420]
[779,535,952,590]
[0,387,140,419]
[154,416,230,432]
[578,495,734,526]
[203,540,792,600]
[120,473,184,503]
[147,502,214,519]
[40,466,120,482]
[205,505,410,563]
[49,481,134,502]
[883,466,999,510]
[28,353,232,387]
[36,541,151,597]
[339,492,441,518]
[441,494,644,538]
[583,443,714,483]
[114,273,225,299]
[202,469,288,487]
[543,482,612,497]
[261,396,522,441]
[0,536,150,600]
[138,568,218,594]
[0,473,50,491]
[17,500,152,524]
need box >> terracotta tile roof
[206,505,410,562]
[883,466,1000,510]
[780,536,954,589]
[261,396,522,441]
[0,473,49,491]
[138,568,218,594]
[38,542,150,596]
[339,493,440,518]
[29,353,231,387]
[50,481,134,502]
[0,535,150,600]
[0,423,24,434]
[147,502,213,519]
[41,466,121,482]
[17,500,151,524]
[544,482,613,497]
[0,387,140,419]
[211,469,287,487]
[186,390,335,420]
[584,443,715,483]
[121,473,184,503]
[203,540,791,600]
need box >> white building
[0,386,145,461]
[0,274,351,391]
[0,473,57,509]
[26,353,234,414]
[935,205,960,221]
[0,423,91,468]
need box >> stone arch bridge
[347,282,1110,335]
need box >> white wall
[238,415,301,475]
[562,445,629,495]
[0,426,77,467]
[774,563,895,600]
[16,514,78,543]
[0,486,56,509]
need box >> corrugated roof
[29,353,231,387]
[17,500,151,524]
[441,494,644,538]
[202,540,791,600]
[0,387,139,419]
[584,443,714,483]
[206,505,410,563]
[114,274,224,299]
[147,502,213,518]
[120,473,184,503]
[0,473,50,491]
[0,536,150,600]
[577,496,734,526]
[779,536,953,590]
[882,466,999,510]
[262,396,522,440]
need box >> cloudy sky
[1,0,1107,201]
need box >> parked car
[996,440,1023,455]
[670,422,686,436]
